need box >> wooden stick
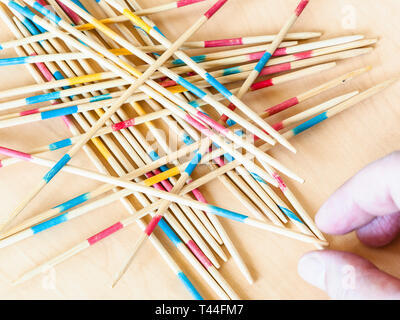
[135,216,205,300]
[120,0,255,287]
[0,41,299,67]
[99,0,294,152]
[0,62,335,128]
[19,0,295,184]
[94,0,224,247]
[1,60,331,133]
[166,35,364,67]
[0,89,352,243]
[111,142,219,289]
[5,77,387,252]
[0,29,320,52]
[162,38,375,77]
[235,0,310,100]
[264,66,372,116]
[46,0,226,268]
[52,0,280,149]
[5,0,279,231]
[0,37,367,103]
[270,91,359,133]
[159,32,321,49]
[0,47,370,127]
[1,4,206,299]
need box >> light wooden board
[0,0,400,299]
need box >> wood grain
[0,0,400,299]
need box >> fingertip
[356,213,400,248]
[314,151,400,236]
[298,251,326,291]
[298,250,400,299]
[315,183,372,234]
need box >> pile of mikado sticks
[0,0,395,300]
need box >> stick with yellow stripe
[5,0,303,233]
[3,0,270,230]
[52,0,279,148]
[101,0,295,152]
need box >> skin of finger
[298,250,400,299]
[356,212,400,247]
[316,151,400,234]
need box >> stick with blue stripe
[8,82,390,252]
[59,0,224,258]
[221,103,331,241]
[3,12,221,291]
[5,0,300,222]
[0,0,231,230]
[12,203,229,299]
[100,0,296,152]
[96,0,226,248]
[111,140,212,288]
[0,145,274,233]
[129,103,223,245]
[4,82,376,249]
[135,217,204,300]
[51,0,278,149]
[0,78,157,111]
[1,143,232,297]
[214,92,356,228]
[0,61,326,128]
[231,0,310,114]
[0,23,320,52]
[222,81,399,240]
[0,58,333,114]
[12,0,300,184]
[56,0,277,149]
[2,2,205,299]
[0,39,294,66]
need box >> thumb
[298,250,400,299]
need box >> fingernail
[298,254,326,290]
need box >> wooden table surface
[0,0,400,300]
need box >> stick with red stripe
[264,66,371,117]
[209,0,318,242]
[111,140,214,289]
[0,47,369,130]
[166,35,365,68]
[220,0,310,124]
[1,0,239,234]
[161,37,373,82]
[99,0,294,152]
[190,32,320,49]
[237,0,310,98]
